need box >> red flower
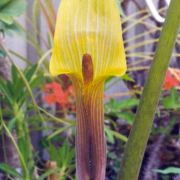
[163,69,180,90]
[43,82,68,106]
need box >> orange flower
[163,68,180,90]
[43,81,69,106]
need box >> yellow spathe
[50,0,126,81]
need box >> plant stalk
[75,82,106,180]
[118,1,180,180]
[14,104,34,179]
[72,54,106,180]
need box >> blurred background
[0,0,180,179]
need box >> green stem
[13,103,34,179]
[119,1,180,180]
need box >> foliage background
[0,0,180,179]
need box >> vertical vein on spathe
[105,1,113,76]
[96,0,99,77]
[100,1,107,76]
[86,0,90,53]
[74,1,81,73]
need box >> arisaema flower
[50,0,126,179]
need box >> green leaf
[163,88,180,109]
[0,78,13,105]
[0,0,27,17]
[153,167,180,174]
[105,127,115,144]
[106,98,139,112]
[10,65,26,103]
[121,74,135,82]
[7,117,16,131]
[0,21,24,36]
[11,64,18,86]
[24,64,38,81]
[6,80,15,99]
[116,98,139,109]
[107,128,128,142]
[116,112,134,124]
[30,75,44,89]
[0,13,13,24]
[0,0,10,7]
[48,141,75,169]
[0,163,21,177]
